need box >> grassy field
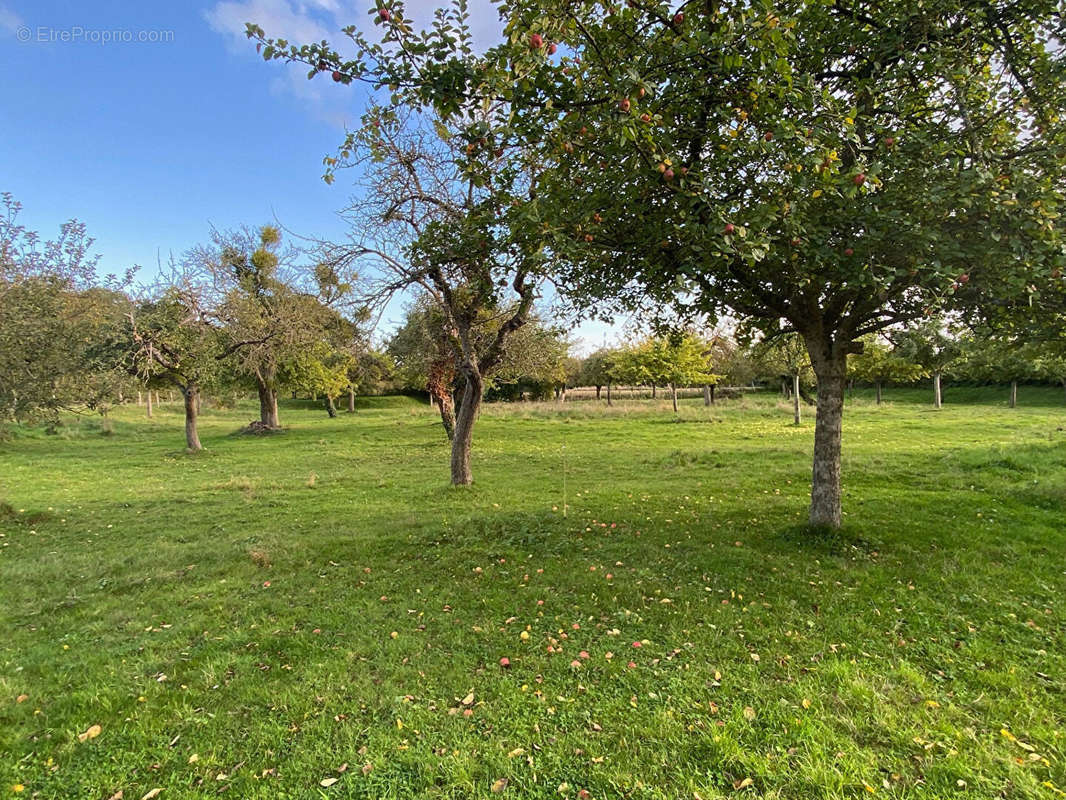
[1,388,1064,799]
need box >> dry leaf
[507,748,525,758]
[743,706,756,721]
[320,777,339,787]
[491,778,509,793]
[462,692,475,706]
[16,694,28,704]
[107,792,123,800]
[733,777,753,790]
[801,698,811,709]
[188,754,199,764]
[78,724,103,742]
[361,763,373,776]
[141,790,162,800]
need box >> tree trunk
[595,385,601,400]
[146,389,153,418]
[933,372,942,409]
[606,382,612,407]
[671,383,678,413]
[137,391,143,406]
[183,385,202,452]
[792,374,801,425]
[450,371,483,485]
[256,368,280,428]
[876,381,882,405]
[325,395,337,417]
[1009,380,1017,408]
[561,385,567,403]
[806,345,848,529]
[348,387,356,413]
[651,384,657,399]
[703,385,711,406]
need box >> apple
[638,87,646,98]
[332,70,344,82]
[499,657,511,668]
[723,223,735,235]
[584,233,594,242]
[529,33,543,49]
[790,237,801,246]
[663,167,675,181]
[958,273,969,284]
[673,12,684,24]
[883,136,895,147]
[853,172,866,185]
[379,7,390,20]
[640,112,651,123]
[844,247,854,256]
[579,125,588,135]
[593,212,602,223]
[764,131,773,141]
[618,98,631,112]
[548,43,558,55]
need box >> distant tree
[617,333,719,413]
[848,336,927,405]
[0,193,133,424]
[957,334,1039,408]
[126,281,221,451]
[577,349,617,401]
[892,318,964,409]
[752,333,813,425]
[193,225,351,430]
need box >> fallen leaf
[107,793,123,800]
[361,763,373,776]
[320,777,339,787]
[743,707,756,721]
[141,790,162,800]
[801,698,811,709]
[78,724,103,742]
[507,748,525,759]
[16,694,28,704]
[462,692,475,706]
[733,777,753,790]
[491,778,509,792]
[188,754,199,764]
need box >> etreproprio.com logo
[15,25,175,44]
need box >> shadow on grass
[773,522,883,558]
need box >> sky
[0,0,620,352]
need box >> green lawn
[1,389,1064,799]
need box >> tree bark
[606,382,612,407]
[804,345,848,528]
[792,374,801,425]
[595,385,601,400]
[933,372,942,409]
[183,385,202,452]
[1009,380,1017,408]
[450,370,483,485]
[146,389,153,418]
[671,383,678,413]
[256,367,280,428]
[876,381,882,405]
[348,386,356,413]
[325,395,337,417]
[703,384,711,406]
[137,391,143,406]
[651,384,657,399]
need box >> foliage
[848,335,927,386]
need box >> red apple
[790,237,801,246]
[844,247,854,256]
[548,43,558,55]
[673,12,684,24]
[618,98,631,112]
[764,131,773,141]
[332,70,344,82]
[958,273,969,284]
[499,657,511,668]
[723,223,735,235]
[379,7,390,20]
[853,173,866,185]
[883,136,895,147]
[640,112,651,123]
[663,168,675,181]
[529,33,543,49]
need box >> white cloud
[205,0,502,123]
[0,3,24,34]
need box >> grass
[1,387,1064,799]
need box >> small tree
[620,333,719,413]
[126,282,221,451]
[892,318,963,409]
[752,333,813,425]
[848,336,927,405]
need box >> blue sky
[0,0,620,350]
